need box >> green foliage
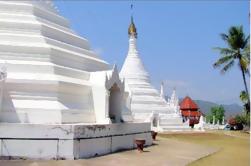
[213,25,250,114]
[205,114,213,124]
[239,91,250,114]
[240,91,249,103]
[213,26,250,73]
[206,106,225,124]
[235,113,250,126]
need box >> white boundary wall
[0,123,152,159]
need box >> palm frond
[214,25,249,77]
[220,33,228,41]
[240,90,249,103]
[213,47,236,55]
[227,26,245,49]
[243,43,250,62]
[238,58,250,78]
[213,55,234,68]
[239,57,249,70]
[242,43,250,76]
[229,26,243,38]
[243,35,250,48]
[220,60,235,74]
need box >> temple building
[180,96,202,127]
[120,16,190,132]
[0,0,152,159]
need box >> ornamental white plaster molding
[105,65,124,92]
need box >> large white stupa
[120,16,190,132]
[0,1,152,159]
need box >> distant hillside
[194,100,243,118]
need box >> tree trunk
[240,63,250,114]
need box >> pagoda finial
[128,4,137,38]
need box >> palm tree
[213,26,250,113]
[240,91,250,112]
[240,91,249,103]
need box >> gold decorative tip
[128,16,137,38]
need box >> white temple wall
[41,26,90,50]
[79,137,111,158]
[0,61,54,74]
[0,34,46,44]
[33,5,69,28]
[0,24,91,54]
[0,47,108,73]
[0,80,97,123]
[58,140,77,159]
[111,135,134,152]
[0,79,5,114]
[0,133,152,159]
[91,86,110,124]
[0,1,34,15]
[45,38,98,59]
[50,49,109,72]
[0,45,51,61]
[0,61,91,81]
[0,123,152,159]
[1,139,58,159]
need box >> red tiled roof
[181,110,201,117]
[180,96,199,110]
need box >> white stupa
[0,1,152,159]
[120,16,190,132]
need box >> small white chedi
[0,0,152,159]
[120,17,190,132]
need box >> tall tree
[213,26,250,113]
[240,91,250,112]
[206,106,225,124]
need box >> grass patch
[159,131,250,166]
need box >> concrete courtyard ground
[0,131,249,166]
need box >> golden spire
[128,4,137,38]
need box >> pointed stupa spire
[128,16,137,38]
[119,5,186,129]
[128,4,137,38]
[120,7,149,81]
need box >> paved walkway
[0,137,218,166]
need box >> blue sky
[55,0,249,105]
